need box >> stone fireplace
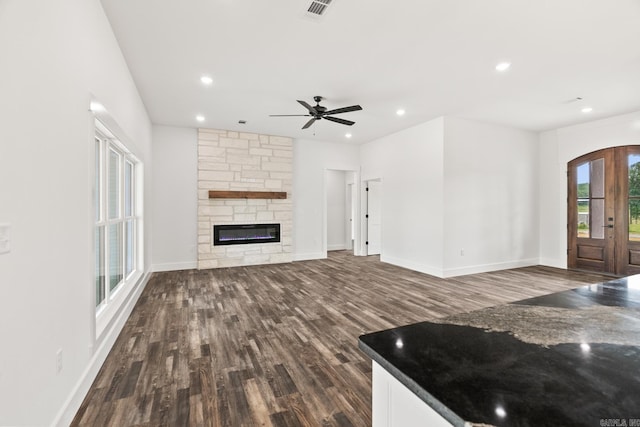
[197,128,292,269]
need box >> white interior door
[367,180,382,255]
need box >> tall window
[95,122,141,312]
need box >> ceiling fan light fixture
[271,96,362,130]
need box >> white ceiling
[100,0,640,144]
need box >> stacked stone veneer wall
[197,128,293,269]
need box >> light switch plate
[0,223,11,254]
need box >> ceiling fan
[270,96,363,129]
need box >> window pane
[125,161,133,217]
[109,223,123,292]
[591,199,605,239]
[629,155,640,197]
[125,220,134,275]
[95,227,105,306]
[578,199,589,238]
[591,158,604,198]
[577,162,590,198]
[108,148,120,220]
[95,139,101,222]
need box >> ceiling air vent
[306,0,333,17]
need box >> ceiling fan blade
[323,105,362,115]
[302,117,317,129]
[324,116,355,126]
[269,114,311,117]
[297,100,318,114]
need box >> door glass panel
[577,162,590,197]
[591,158,605,198]
[629,155,640,241]
[629,154,640,241]
[629,155,640,196]
[577,162,590,237]
[577,200,589,237]
[591,199,605,239]
[629,202,640,241]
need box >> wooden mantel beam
[208,190,287,199]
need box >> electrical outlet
[460,249,465,256]
[56,349,63,374]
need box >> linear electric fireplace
[213,224,281,246]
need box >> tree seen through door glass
[628,154,640,241]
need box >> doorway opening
[325,169,359,256]
[568,145,640,275]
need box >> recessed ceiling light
[89,101,105,112]
[495,62,511,72]
[581,107,593,113]
[196,115,205,122]
[396,109,406,116]
[200,75,213,85]
[345,133,352,138]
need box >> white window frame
[93,119,143,336]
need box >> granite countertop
[359,275,640,427]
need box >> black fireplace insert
[213,224,280,246]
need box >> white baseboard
[381,256,541,279]
[382,255,444,278]
[442,258,539,278]
[293,252,325,261]
[538,257,566,269]
[51,270,152,427]
[152,261,198,272]
[327,244,347,251]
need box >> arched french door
[568,145,640,275]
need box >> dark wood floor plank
[71,251,611,426]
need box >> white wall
[293,139,360,260]
[152,125,198,271]
[539,111,640,268]
[326,170,347,250]
[360,118,445,276]
[0,1,152,425]
[443,117,539,276]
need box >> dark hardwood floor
[71,251,611,427]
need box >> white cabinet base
[372,361,455,427]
